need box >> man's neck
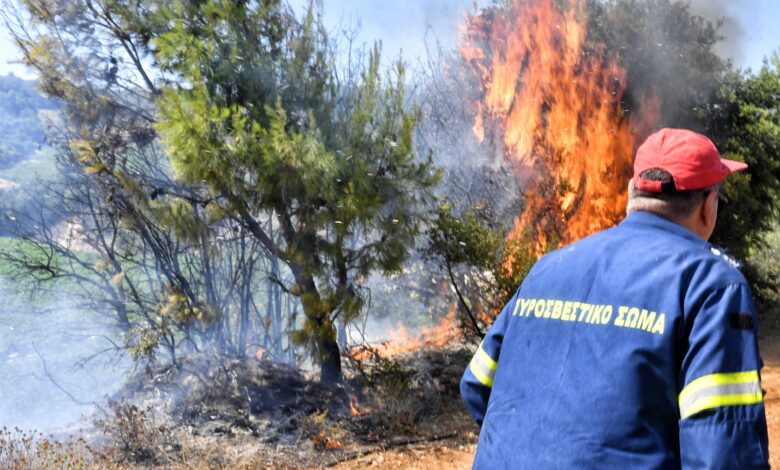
[627,208,707,241]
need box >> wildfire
[460,0,658,249]
[349,306,460,361]
[314,429,345,449]
[349,394,373,416]
[255,346,266,361]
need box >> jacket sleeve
[678,282,769,469]
[460,294,514,425]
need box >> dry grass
[94,400,177,466]
[0,427,107,469]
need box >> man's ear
[701,190,718,227]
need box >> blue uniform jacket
[461,211,769,469]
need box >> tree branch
[32,343,94,406]
[445,259,483,338]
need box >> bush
[94,400,176,465]
[748,224,780,313]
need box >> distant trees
[702,56,780,261]
[587,0,727,128]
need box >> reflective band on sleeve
[679,370,763,419]
[469,342,498,388]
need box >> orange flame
[255,346,266,361]
[314,429,345,448]
[349,394,373,416]
[460,0,658,250]
[349,306,461,361]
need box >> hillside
[0,73,56,168]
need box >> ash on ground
[92,346,478,468]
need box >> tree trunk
[271,256,283,356]
[317,323,342,384]
[295,273,343,383]
[234,206,343,381]
[287,300,298,364]
[337,315,347,349]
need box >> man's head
[627,128,747,240]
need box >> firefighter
[461,128,769,469]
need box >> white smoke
[0,291,129,433]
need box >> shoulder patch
[729,312,755,330]
[710,246,741,269]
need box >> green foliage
[126,326,162,362]
[749,223,780,308]
[496,237,542,305]
[700,58,780,260]
[150,198,204,242]
[425,203,541,336]
[7,0,442,377]
[427,204,503,269]
[157,286,220,326]
[151,1,440,379]
[7,0,313,365]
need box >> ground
[331,441,476,469]
[9,319,780,468]
[759,312,780,468]
[334,315,780,469]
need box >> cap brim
[722,158,748,174]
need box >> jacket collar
[620,211,710,248]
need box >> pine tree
[152,2,439,382]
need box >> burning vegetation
[461,0,659,249]
[90,346,472,468]
[1,0,780,467]
[349,307,461,361]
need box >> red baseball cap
[633,128,748,192]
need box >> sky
[1,0,778,79]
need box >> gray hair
[628,169,719,219]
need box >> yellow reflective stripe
[468,342,498,388]
[469,356,494,387]
[476,344,497,371]
[678,370,763,419]
[681,391,764,419]
[679,370,759,405]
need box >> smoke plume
[687,0,746,63]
